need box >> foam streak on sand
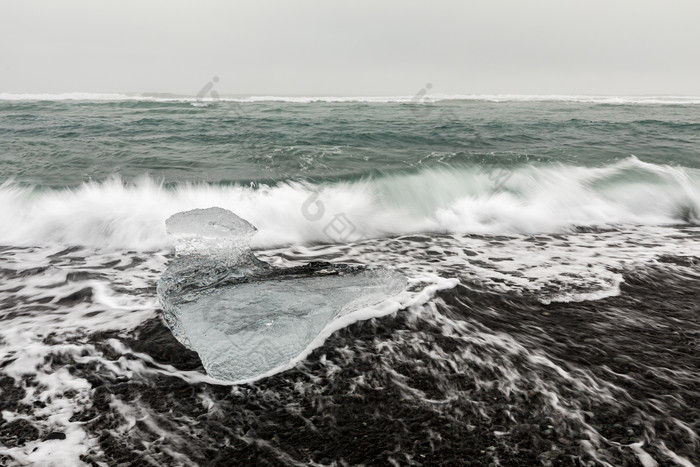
[0,223,700,465]
[1,227,699,465]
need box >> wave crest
[2,93,700,105]
[0,157,697,250]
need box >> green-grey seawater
[0,98,698,249]
[1,99,699,187]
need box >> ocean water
[0,95,698,466]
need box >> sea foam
[0,157,697,250]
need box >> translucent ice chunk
[177,268,405,380]
[165,207,257,260]
[157,207,406,382]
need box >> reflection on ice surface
[157,207,405,382]
[178,268,405,381]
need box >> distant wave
[0,92,152,101]
[0,157,697,250]
[2,92,700,105]
[242,95,700,105]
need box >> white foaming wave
[2,92,700,105]
[435,95,700,105]
[241,95,423,103]
[242,94,700,105]
[0,92,221,102]
[0,93,426,103]
[0,92,150,101]
[0,157,697,250]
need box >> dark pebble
[539,450,560,459]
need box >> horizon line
[2,92,700,104]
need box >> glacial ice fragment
[157,207,405,381]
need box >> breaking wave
[0,157,697,250]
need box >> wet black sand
[2,257,697,466]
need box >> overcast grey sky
[1,0,699,96]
